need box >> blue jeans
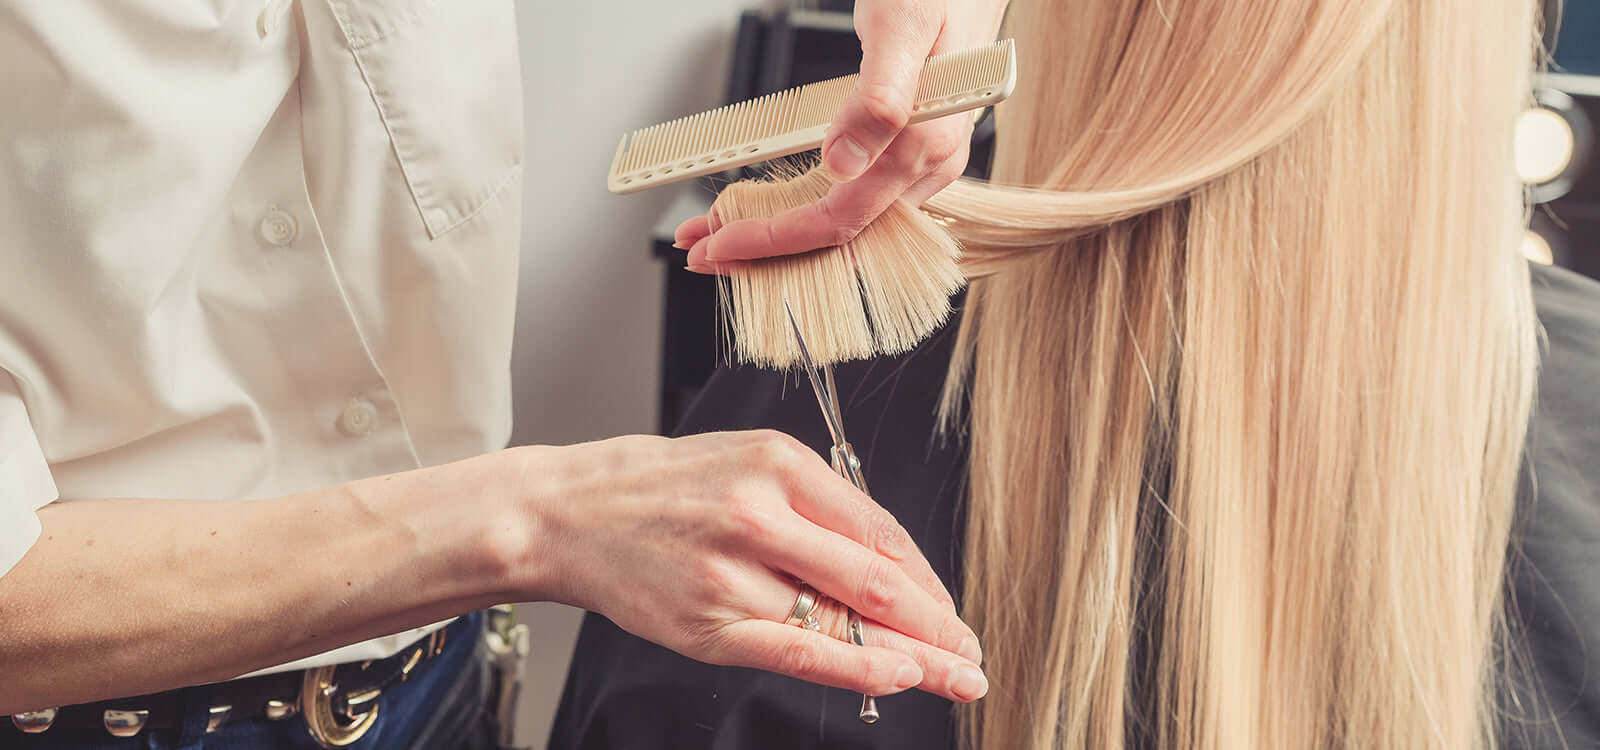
[6,612,497,750]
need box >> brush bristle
[714,161,966,369]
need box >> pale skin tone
[0,434,982,714]
[678,0,1011,266]
[0,0,1007,716]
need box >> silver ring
[847,611,867,647]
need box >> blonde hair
[714,165,962,368]
[715,0,1541,747]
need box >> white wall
[510,2,779,747]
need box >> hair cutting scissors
[783,298,880,724]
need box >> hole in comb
[744,146,759,154]
[982,90,993,97]
[682,162,695,169]
[662,168,673,174]
[621,177,633,184]
[721,150,737,159]
[643,172,653,179]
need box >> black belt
[10,615,475,739]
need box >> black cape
[550,263,1600,750]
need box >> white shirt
[0,0,523,675]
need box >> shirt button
[259,207,298,247]
[257,0,288,39]
[338,399,379,437]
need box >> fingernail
[686,236,710,266]
[893,661,922,691]
[699,235,725,263]
[826,135,871,180]
[685,263,714,275]
[672,241,688,250]
[959,634,983,666]
[951,664,988,702]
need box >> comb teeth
[914,39,1013,102]
[608,39,1016,194]
[616,88,806,175]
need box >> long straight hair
[917,0,1540,747]
[713,0,1539,746]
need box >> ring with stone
[783,583,823,632]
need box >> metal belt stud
[398,647,423,683]
[103,709,149,737]
[266,698,299,720]
[340,688,382,721]
[11,708,56,734]
[206,704,233,733]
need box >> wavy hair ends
[710,0,1540,747]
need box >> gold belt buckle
[301,665,379,748]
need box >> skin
[0,432,985,714]
[0,0,1009,718]
[678,0,1012,269]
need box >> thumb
[824,1,941,180]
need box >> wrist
[351,447,560,608]
[468,445,564,604]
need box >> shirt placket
[213,77,422,485]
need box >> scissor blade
[781,302,877,724]
[782,298,820,375]
[783,298,846,446]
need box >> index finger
[698,151,917,262]
[756,507,979,666]
[785,467,964,621]
[822,0,942,180]
[713,619,924,697]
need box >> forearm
[0,430,988,714]
[0,449,539,714]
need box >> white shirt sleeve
[0,375,59,580]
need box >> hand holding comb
[608,39,1016,195]
[609,40,1017,370]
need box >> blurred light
[1520,88,1593,204]
[1516,108,1575,185]
[1522,229,1554,265]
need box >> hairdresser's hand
[679,0,1009,269]
[522,431,988,702]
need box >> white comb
[607,39,1017,195]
